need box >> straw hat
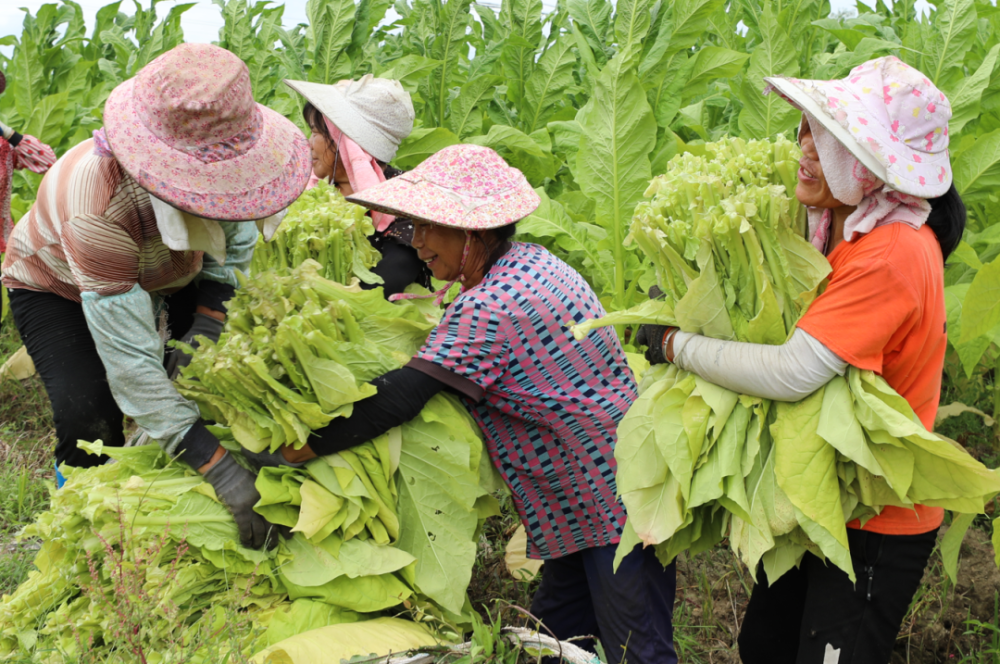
[284,75,414,163]
[765,56,952,198]
[103,43,312,221]
[347,144,540,230]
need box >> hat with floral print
[103,43,312,221]
[764,56,952,199]
[346,144,540,229]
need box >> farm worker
[284,76,431,297]
[637,56,964,664]
[0,70,57,253]
[1,44,312,550]
[244,144,679,664]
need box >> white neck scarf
[149,194,287,264]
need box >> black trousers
[529,543,677,664]
[7,285,198,468]
[738,527,938,664]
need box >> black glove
[203,451,278,550]
[244,447,308,470]
[635,324,676,365]
[166,312,225,378]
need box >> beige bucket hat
[284,75,415,163]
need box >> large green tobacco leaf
[395,396,484,615]
[468,124,560,185]
[518,188,614,295]
[575,54,657,309]
[448,75,503,138]
[682,46,750,99]
[612,0,654,62]
[946,43,1000,135]
[522,37,577,133]
[307,0,356,84]
[428,0,474,126]
[393,127,461,169]
[921,0,977,88]
[499,0,544,107]
[648,0,726,65]
[953,128,1000,203]
[377,55,444,94]
[941,512,976,583]
[945,283,995,377]
[738,3,799,139]
[567,0,613,66]
[250,617,437,663]
[8,31,46,123]
[22,92,70,147]
[642,50,696,129]
[960,255,1000,344]
[772,389,852,580]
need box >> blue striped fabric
[416,242,636,559]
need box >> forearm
[198,221,258,289]
[81,284,217,465]
[307,367,445,456]
[0,120,20,145]
[672,328,848,401]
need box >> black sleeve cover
[8,132,22,148]
[307,367,446,456]
[361,241,427,299]
[196,280,237,314]
[177,419,222,469]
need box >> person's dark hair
[474,222,518,275]
[925,184,966,263]
[302,102,330,142]
[0,72,6,96]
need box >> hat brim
[765,75,951,198]
[347,175,540,230]
[103,77,312,221]
[284,79,398,163]
[765,76,890,183]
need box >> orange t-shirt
[797,223,946,536]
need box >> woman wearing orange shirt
[638,57,965,663]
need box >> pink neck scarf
[323,117,395,232]
[804,113,930,254]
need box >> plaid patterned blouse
[412,242,636,559]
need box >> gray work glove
[202,451,277,550]
[243,448,308,470]
[635,324,677,366]
[166,312,225,378]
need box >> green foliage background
[6,0,1000,389]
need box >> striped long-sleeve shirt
[1,138,258,456]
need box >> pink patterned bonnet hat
[346,144,540,229]
[103,43,312,221]
[764,56,952,198]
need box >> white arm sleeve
[672,328,848,401]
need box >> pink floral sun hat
[346,144,540,229]
[103,43,312,221]
[764,55,952,198]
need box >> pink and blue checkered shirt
[410,242,636,559]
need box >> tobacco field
[3,0,1000,661]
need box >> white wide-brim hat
[284,75,414,163]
